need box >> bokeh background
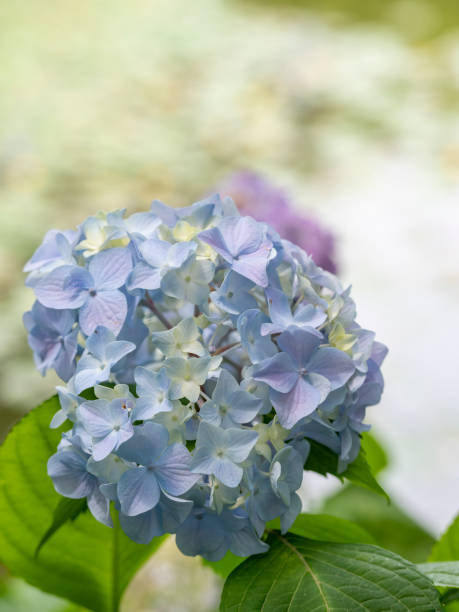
[1,0,459,610]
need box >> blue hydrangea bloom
[116,422,198,516]
[26,196,386,560]
[190,421,258,487]
[35,247,132,335]
[73,326,135,393]
[24,301,78,381]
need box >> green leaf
[205,513,376,579]
[341,448,389,501]
[322,485,435,562]
[220,533,442,611]
[430,514,459,562]
[304,438,389,501]
[360,431,388,475]
[417,562,459,588]
[268,512,376,544]
[0,395,166,612]
[304,439,339,476]
[35,497,87,558]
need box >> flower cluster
[24,195,386,561]
[218,171,338,273]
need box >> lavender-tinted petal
[277,327,323,369]
[127,261,162,290]
[89,248,132,290]
[35,266,90,309]
[271,378,322,429]
[308,347,355,390]
[219,216,263,257]
[252,352,298,393]
[79,290,127,336]
[232,245,270,287]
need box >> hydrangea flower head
[24,193,386,561]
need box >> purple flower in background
[218,171,338,273]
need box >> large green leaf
[322,485,435,562]
[428,515,459,611]
[417,562,459,588]
[0,395,165,612]
[204,512,376,579]
[268,512,376,544]
[220,532,442,611]
[430,514,459,562]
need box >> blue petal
[154,443,199,495]
[117,467,160,516]
[252,352,298,393]
[271,377,322,428]
[223,428,258,463]
[213,458,243,487]
[79,290,127,336]
[277,327,323,369]
[117,422,169,465]
[35,265,90,309]
[47,448,94,498]
[89,248,132,290]
[127,261,162,290]
[307,347,355,390]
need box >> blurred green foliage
[241,0,459,41]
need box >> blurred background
[1,0,459,610]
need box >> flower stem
[143,292,172,329]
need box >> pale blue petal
[89,248,132,290]
[139,238,171,267]
[79,290,127,336]
[117,422,169,465]
[78,400,115,438]
[85,326,114,359]
[232,243,271,287]
[213,458,243,487]
[127,261,161,290]
[198,226,230,260]
[195,421,225,451]
[308,347,355,390]
[88,486,113,527]
[154,443,199,495]
[118,467,160,516]
[35,266,90,309]
[47,448,94,498]
[224,428,258,463]
[105,340,136,365]
[228,391,262,424]
[252,352,298,393]
[277,327,323,369]
[271,377,322,429]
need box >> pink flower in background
[218,171,338,273]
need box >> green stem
[112,509,120,612]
